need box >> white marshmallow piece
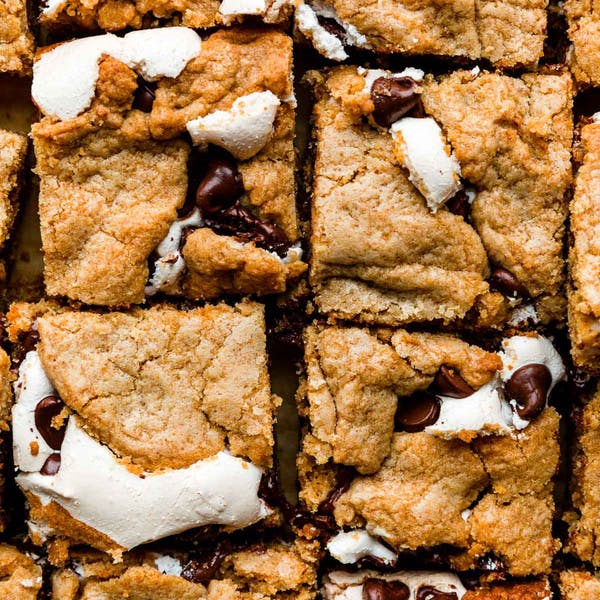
[12,351,58,472]
[186,91,280,160]
[120,28,201,81]
[294,3,348,61]
[41,0,65,15]
[16,418,270,550]
[32,28,201,120]
[391,117,462,212]
[327,530,397,565]
[219,0,267,19]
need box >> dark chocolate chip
[476,553,505,573]
[505,363,552,420]
[34,396,67,450]
[433,366,474,399]
[395,392,441,432]
[363,578,410,600]
[316,15,346,40]
[489,267,529,299]
[40,453,61,475]
[133,79,157,113]
[21,327,40,353]
[371,77,423,128]
[195,156,244,215]
[318,467,355,515]
[445,189,470,219]
[181,540,232,583]
[416,586,458,600]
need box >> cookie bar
[0,348,12,531]
[560,570,600,600]
[0,0,34,74]
[50,538,319,599]
[568,119,600,373]
[298,324,564,576]
[565,0,600,85]
[294,0,548,67]
[39,0,296,32]
[7,300,280,560]
[566,382,600,565]
[323,570,552,600]
[32,27,304,307]
[0,544,43,599]
[0,129,27,281]
[309,66,572,327]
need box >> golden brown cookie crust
[0,544,42,600]
[565,0,600,85]
[568,121,600,373]
[33,29,300,306]
[0,0,34,74]
[329,0,547,67]
[560,570,600,600]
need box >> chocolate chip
[34,396,67,450]
[181,540,232,583]
[133,78,156,113]
[489,267,529,299]
[433,366,474,398]
[395,392,441,432]
[371,77,423,128]
[40,453,61,475]
[416,586,459,600]
[476,553,505,573]
[363,579,410,600]
[318,467,355,515]
[445,189,470,219]
[21,327,40,353]
[505,363,552,420]
[204,201,292,257]
[317,15,346,40]
[195,156,244,215]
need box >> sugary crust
[0,129,27,252]
[0,0,34,74]
[463,578,552,600]
[33,301,276,471]
[560,570,600,600]
[51,540,319,599]
[568,122,600,373]
[329,0,547,67]
[0,544,42,599]
[309,68,490,326]
[565,0,600,85]
[39,0,294,31]
[33,29,300,306]
[422,69,573,321]
[567,384,600,565]
[301,324,500,474]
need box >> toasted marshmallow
[186,91,280,160]
[327,530,397,565]
[294,3,348,61]
[391,117,462,212]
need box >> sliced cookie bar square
[565,0,600,86]
[308,66,572,328]
[50,537,319,599]
[568,119,600,374]
[323,570,552,600]
[39,0,296,33]
[295,0,548,68]
[32,27,304,307]
[7,300,281,561]
[297,324,565,577]
[0,0,34,75]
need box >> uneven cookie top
[560,570,600,600]
[567,383,600,565]
[568,120,600,373]
[565,0,600,85]
[0,544,43,599]
[39,0,296,31]
[296,0,547,67]
[33,301,276,470]
[32,27,300,305]
[309,66,572,327]
[0,0,34,74]
[0,129,27,250]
